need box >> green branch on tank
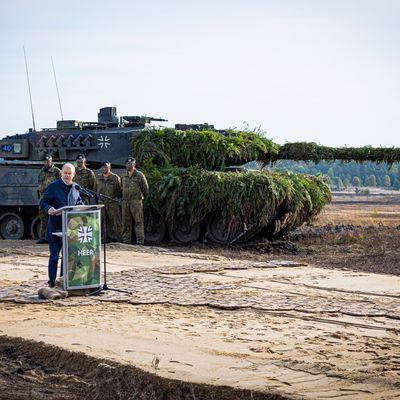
[277,142,400,166]
[141,163,331,235]
[132,128,279,170]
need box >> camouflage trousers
[102,202,122,242]
[38,208,49,239]
[121,199,144,244]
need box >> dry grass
[315,195,400,226]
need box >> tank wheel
[144,214,166,243]
[30,216,41,240]
[169,219,200,244]
[206,215,258,244]
[205,215,237,244]
[0,213,25,240]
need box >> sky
[1,0,399,147]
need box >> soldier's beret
[76,154,86,160]
[101,160,111,166]
[44,155,53,160]
[126,157,136,163]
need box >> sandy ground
[0,236,400,399]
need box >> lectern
[54,205,104,291]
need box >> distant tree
[352,176,361,187]
[384,175,391,187]
[336,177,344,191]
[343,178,351,188]
[365,174,377,187]
[390,165,398,175]
[327,167,334,179]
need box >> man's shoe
[36,239,47,244]
[136,241,144,245]
[48,282,56,288]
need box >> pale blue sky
[1,0,399,146]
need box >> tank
[0,106,331,242]
[0,107,167,240]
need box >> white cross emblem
[78,225,93,243]
[98,135,110,148]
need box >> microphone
[76,185,94,198]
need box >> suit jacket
[40,179,83,242]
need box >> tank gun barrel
[121,115,167,123]
[147,117,168,122]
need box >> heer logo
[78,225,93,243]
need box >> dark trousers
[48,240,63,284]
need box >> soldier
[94,161,122,242]
[37,155,61,244]
[121,157,149,245]
[73,154,95,204]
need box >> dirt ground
[0,195,399,399]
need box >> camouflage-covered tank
[0,106,331,242]
[131,128,331,244]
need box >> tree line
[272,160,400,190]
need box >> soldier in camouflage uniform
[37,155,61,244]
[73,154,96,204]
[121,157,149,245]
[94,161,122,242]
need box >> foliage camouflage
[277,142,400,166]
[147,167,330,232]
[132,129,400,168]
[132,128,279,170]
[132,129,331,242]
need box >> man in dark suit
[40,163,83,287]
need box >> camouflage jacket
[120,169,149,201]
[94,172,122,203]
[73,167,96,191]
[38,165,61,196]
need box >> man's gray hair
[62,163,76,173]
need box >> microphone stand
[83,188,132,296]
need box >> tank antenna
[51,56,64,120]
[23,46,36,131]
